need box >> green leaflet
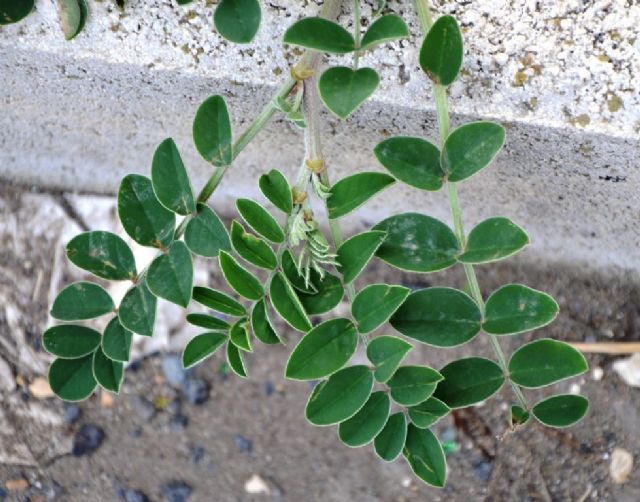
[510,404,530,427]
[226,341,247,378]
[374,136,444,191]
[508,339,588,388]
[0,0,34,25]
[373,213,459,273]
[532,394,589,428]
[281,250,317,294]
[48,354,97,402]
[387,365,443,406]
[57,0,88,40]
[408,397,450,429]
[102,317,133,363]
[118,280,156,337]
[230,220,277,270]
[192,286,245,317]
[434,357,504,408]
[285,318,358,380]
[459,217,529,264]
[66,231,137,281]
[305,365,374,426]
[318,67,380,120]
[118,174,175,248]
[419,14,462,86]
[193,95,233,165]
[186,313,230,331]
[146,241,193,308]
[259,169,293,214]
[298,271,344,315]
[390,287,482,347]
[43,325,101,359]
[441,121,505,182]
[182,332,227,369]
[269,272,311,332]
[250,299,281,345]
[403,425,447,488]
[50,282,114,321]
[229,318,252,352]
[283,17,355,54]
[327,172,394,219]
[236,198,285,243]
[338,391,390,447]
[93,346,124,393]
[219,250,264,301]
[366,335,412,383]
[360,14,409,50]
[352,284,410,334]
[214,0,261,44]
[184,203,231,258]
[151,138,195,215]
[483,284,559,335]
[336,230,386,284]
[374,412,406,462]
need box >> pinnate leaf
[269,272,311,332]
[219,250,264,301]
[118,280,156,336]
[43,325,101,359]
[48,354,97,401]
[336,230,386,284]
[184,203,231,258]
[403,425,447,488]
[387,365,443,406]
[374,412,407,462]
[102,317,133,362]
[419,14,462,86]
[151,138,195,215]
[236,198,284,243]
[182,332,227,369]
[93,346,124,393]
[66,231,136,281]
[532,394,588,428]
[433,357,504,408]
[146,241,193,308]
[366,335,412,383]
[338,391,390,447]
[259,169,293,214]
[193,95,232,165]
[192,286,245,317]
[352,284,409,334]
[408,397,450,429]
[51,282,114,321]
[459,217,529,264]
[327,172,394,219]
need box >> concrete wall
[1,0,639,276]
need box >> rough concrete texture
[1,0,639,275]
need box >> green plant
[42,0,589,488]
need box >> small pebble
[610,447,634,484]
[125,489,150,502]
[160,481,192,502]
[63,404,81,424]
[182,378,209,405]
[592,367,604,381]
[169,414,189,432]
[472,460,493,482]
[133,396,156,421]
[72,424,105,456]
[5,479,28,491]
[43,481,64,500]
[191,445,205,465]
[244,474,270,495]
[613,354,640,387]
[264,380,275,397]
[131,426,143,438]
[162,356,189,387]
[234,435,253,455]
[29,377,54,399]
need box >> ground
[0,181,639,502]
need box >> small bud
[291,64,315,81]
[305,158,325,173]
[292,189,308,205]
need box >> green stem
[353,0,361,68]
[414,0,528,410]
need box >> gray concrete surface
[0,0,639,275]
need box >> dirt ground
[1,181,639,502]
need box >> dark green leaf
[305,365,374,426]
[192,286,245,317]
[0,0,34,25]
[102,317,133,362]
[118,280,156,336]
[338,391,390,447]
[459,217,529,264]
[269,273,311,332]
[532,394,588,428]
[441,121,505,182]
[434,357,504,408]
[229,319,251,352]
[390,287,481,347]
[147,241,193,308]
[327,172,394,219]
[259,169,293,214]
[182,332,227,369]
[230,220,277,270]
[508,339,588,388]
[184,202,231,258]
[408,397,450,429]
[49,354,97,401]
[250,299,280,345]
[193,95,233,165]
[318,67,380,120]
[484,284,559,335]
[213,0,261,44]
[285,318,357,380]
[388,365,443,406]
[43,325,101,359]
[66,231,136,281]
[283,17,355,54]
[336,230,386,284]
[374,412,406,462]
[360,14,409,50]
[92,346,124,393]
[219,250,264,301]
[510,404,530,427]
[151,138,195,215]
[403,425,447,488]
[236,198,285,243]
[298,271,344,315]
[419,14,462,86]
[118,174,175,248]
[58,0,88,40]
[352,284,409,334]
[373,213,459,272]
[186,313,230,331]
[374,136,443,191]
[226,341,247,377]
[366,335,412,383]
[281,249,317,294]
[51,282,114,321]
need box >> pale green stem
[353,0,361,68]
[415,0,528,410]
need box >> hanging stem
[414,0,528,410]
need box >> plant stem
[414,0,528,410]
[353,0,361,68]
